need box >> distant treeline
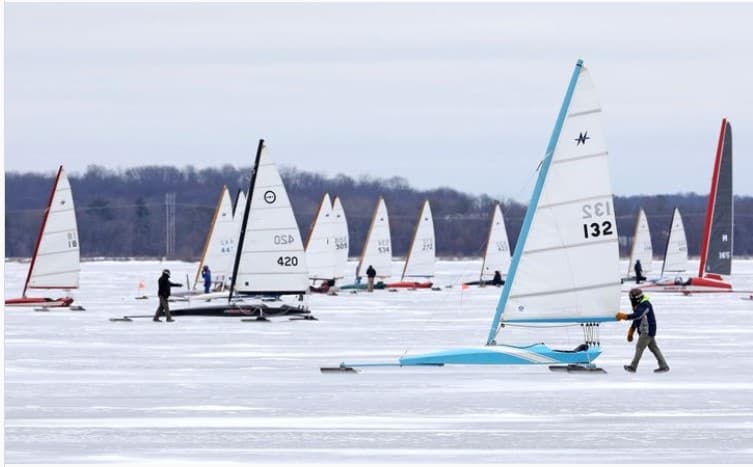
[5,165,753,260]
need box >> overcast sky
[5,2,752,201]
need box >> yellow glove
[615,312,629,321]
[627,327,635,342]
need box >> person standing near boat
[201,265,212,293]
[616,288,670,373]
[366,265,377,292]
[634,259,645,284]
[153,269,182,322]
[491,270,504,286]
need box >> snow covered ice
[4,259,753,463]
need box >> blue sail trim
[398,343,602,366]
[486,59,584,345]
[502,316,614,324]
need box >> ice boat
[323,59,620,371]
[642,207,688,287]
[6,166,80,308]
[305,193,337,293]
[340,197,392,290]
[623,208,653,283]
[171,186,237,302]
[169,140,313,319]
[643,120,733,293]
[463,204,510,287]
[385,200,435,289]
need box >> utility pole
[165,192,176,258]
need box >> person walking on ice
[153,269,182,322]
[616,288,670,373]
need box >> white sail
[480,204,511,280]
[627,208,653,275]
[194,186,236,290]
[305,193,337,280]
[26,166,80,291]
[498,63,620,324]
[401,200,435,279]
[356,197,392,279]
[331,196,349,279]
[661,207,688,274]
[228,190,247,276]
[234,144,309,294]
[233,190,247,221]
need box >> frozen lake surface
[4,259,753,463]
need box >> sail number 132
[581,201,614,239]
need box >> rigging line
[511,161,542,203]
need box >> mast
[486,60,583,345]
[193,186,227,290]
[228,139,264,302]
[22,166,63,298]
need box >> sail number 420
[277,256,299,267]
[274,234,295,245]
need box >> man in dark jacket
[366,265,377,292]
[491,270,504,286]
[201,265,212,293]
[634,260,645,283]
[616,288,669,373]
[153,269,182,322]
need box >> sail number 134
[581,201,614,239]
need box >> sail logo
[722,234,729,242]
[574,131,590,145]
[263,190,277,204]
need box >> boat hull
[169,302,310,318]
[398,343,602,366]
[5,296,74,308]
[339,281,386,290]
[384,281,433,289]
[462,280,504,287]
[642,274,732,293]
